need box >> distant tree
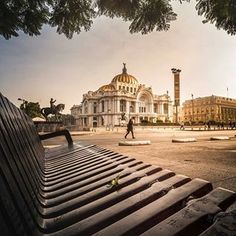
[18,98,41,118]
[0,0,235,40]
[61,114,76,126]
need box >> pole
[176,105,178,124]
[191,94,194,123]
[171,68,181,124]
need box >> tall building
[71,64,173,127]
[182,95,236,123]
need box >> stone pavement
[42,128,236,192]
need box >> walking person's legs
[125,130,130,139]
[131,130,135,139]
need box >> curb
[172,138,197,143]
[210,136,230,140]
[119,140,151,146]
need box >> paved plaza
[43,128,236,192]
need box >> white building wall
[71,74,173,127]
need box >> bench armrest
[39,129,73,147]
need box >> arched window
[138,93,152,113]
[138,95,149,113]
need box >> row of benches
[0,93,236,235]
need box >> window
[120,99,126,112]
[163,103,168,114]
[93,102,97,113]
[84,101,88,114]
[130,87,133,93]
[154,104,157,113]
[101,101,105,112]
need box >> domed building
[71,64,173,127]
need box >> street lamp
[191,94,194,124]
[171,68,181,124]
[18,98,27,109]
[166,90,169,122]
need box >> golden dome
[111,63,139,85]
[98,84,116,92]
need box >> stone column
[159,103,163,114]
[150,102,154,114]
[117,99,120,113]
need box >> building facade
[182,95,236,124]
[71,64,173,127]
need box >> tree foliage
[19,99,42,118]
[0,0,235,39]
[196,0,236,35]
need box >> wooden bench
[0,93,236,236]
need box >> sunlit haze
[0,2,236,113]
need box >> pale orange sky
[1,2,236,113]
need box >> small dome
[98,84,116,92]
[111,63,139,85]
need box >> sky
[1,1,236,114]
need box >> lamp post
[191,94,194,124]
[171,68,181,124]
[18,98,27,109]
[166,90,169,122]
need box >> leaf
[107,175,120,188]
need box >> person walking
[125,117,135,139]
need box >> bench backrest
[0,93,45,235]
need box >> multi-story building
[71,64,173,127]
[182,95,236,124]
